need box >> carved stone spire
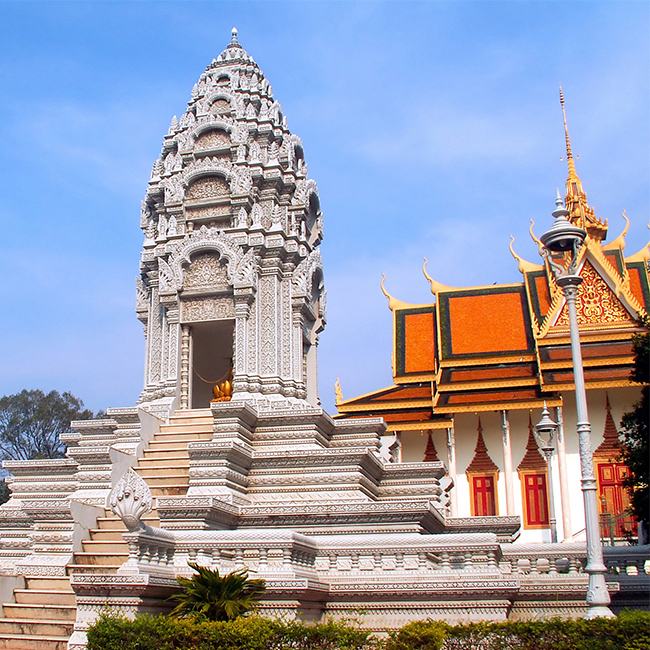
[137,31,325,414]
[559,87,608,242]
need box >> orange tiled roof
[439,286,532,359]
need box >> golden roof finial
[560,86,578,184]
[558,86,607,242]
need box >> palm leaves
[168,563,266,622]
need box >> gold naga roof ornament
[602,211,630,252]
[422,258,455,295]
[380,274,431,311]
[624,220,650,264]
[529,218,545,257]
[334,378,343,405]
[509,235,542,273]
[560,86,608,242]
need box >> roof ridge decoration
[423,258,455,295]
[602,212,630,252]
[560,87,608,242]
[517,415,546,472]
[380,274,432,311]
[465,418,499,475]
[509,235,542,274]
[625,220,650,264]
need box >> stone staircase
[0,576,75,649]
[0,409,214,649]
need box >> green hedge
[86,610,650,650]
[86,614,374,650]
[386,612,650,650]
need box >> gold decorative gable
[554,261,633,329]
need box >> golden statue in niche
[211,368,233,402]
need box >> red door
[472,475,496,516]
[598,463,636,538]
[524,473,549,526]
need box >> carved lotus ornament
[107,468,153,532]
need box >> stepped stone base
[0,404,646,650]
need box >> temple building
[0,32,646,650]
[335,98,649,544]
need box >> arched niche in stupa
[186,174,230,200]
[195,129,231,154]
[180,249,235,409]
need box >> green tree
[619,318,649,538]
[168,563,266,622]
[0,389,97,461]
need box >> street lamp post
[535,404,558,544]
[539,192,614,619]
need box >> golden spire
[559,86,607,241]
[560,86,578,186]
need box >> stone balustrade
[603,544,650,576]
[500,542,587,575]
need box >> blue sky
[0,1,648,415]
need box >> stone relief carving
[236,206,248,227]
[107,469,153,532]
[135,277,149,312]
[158,257,182,294]
[182,297,235,322]
[251,203,263,226]
[183,253,229,290]
[186,175,229,200]
[234,249,256,286]
[167,226,243,286]
[195,129,231,151]
[292,248,323,295]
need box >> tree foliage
[0,389,96,461]
[619,318,649,532]
[168,563,266,622]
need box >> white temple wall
[394,385,642,543]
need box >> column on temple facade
[180,324,191,409]
[233,289,253,395]
[446,425,458,517]
[555,405,572,540]
[500,410,515,515]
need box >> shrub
[87,610,650,650]
[86,613,376,650]
[386,619,448,650]
[168,562,266,622]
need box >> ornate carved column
[233,290,253,394]
[501,410,515,515]
[446,425,458,517]
[180,325,191,410]
[555,405,572,540]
